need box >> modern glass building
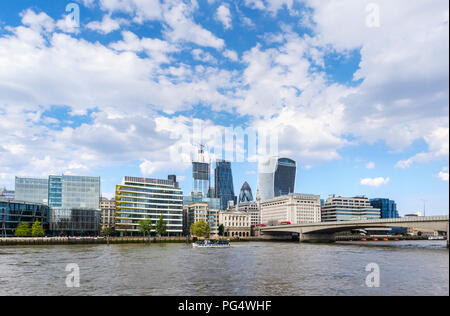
[183,194,221,210]
[214,160,236,210]
[370,198,399,219]
[15,177,49,205]
[257,157,297,201]
[238,182,253,203]
[49,175,101,236]
[192,162,210,198]
[14,175,101,236]
[115,176,184,236]
[0,199,49,237]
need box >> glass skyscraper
[257,157,297,201]
[192,162,210,198]
[214,160,236,210]
[370,198,399,219]
[239,182,253,203]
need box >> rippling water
[0,241,448,296]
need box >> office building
[238,182,253,203]
[214,160,236,210]
[100,197,116,230]
[14,175,101,236]
[184,202,218,236]
[192,147,210,198]
[237,201,260,227]
[0,187,14,199]
[183,194,220,210]
[115,176,183,236]
[321,196,381,222]
[15,177,48,204]
[257,157,296,201]
[370,198,399,219]
[48,175,101,236]
[260,194,321,226]
[218,211,251,238]
[0,199,49,237]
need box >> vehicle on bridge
[280,221,291,225]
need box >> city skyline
[0,0,448,217]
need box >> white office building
[260,194,321,226]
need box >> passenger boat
[192,240,231,248]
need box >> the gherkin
[239,182,254,203]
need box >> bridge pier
[299,232,336,244]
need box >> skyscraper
[214,160,235,210]
[192,147,210,198]
[239,182,253,203]
[257,157,297,201]
[370,198,399,219]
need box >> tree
[138,219,153,243]
[190,221,210,238]
[155,215,167,237]
[102,227,115,237]
[15,222,31,237]
[31,220,45,237]
[218,224,225,237]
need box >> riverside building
[260,194,321,226]
[257,157,297,201]
[14,175,101,236]
[321,196,381,222]
[100,197,116,230]
[218,211,251,238]
[0,198,49,237]
[183,202,219,236]
[115,176,183,236]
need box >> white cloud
[216,4,232,30]
[365,162,375,169]
[360,177,390,187]
[437,167,449,182]
[86,14,125,34]
[223,49,238,61]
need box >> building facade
[257,157,297,201]
[48,175,101,236]
[15,177,49,205]
[237,201,260,227]
[14,175,101,236]
[321,196,381,222]
[238,182,253,203]
[115,176,183,236]
[260,194,321,226]
[184,202,218,236]
[370,198,399,219]
[0,199,49,237]
[214,160,236,210]
[0,187,14,200]
[100,197,116,230]
[218,211,251,238]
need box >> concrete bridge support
[299,232,336,243]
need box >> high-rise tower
[257,157,297,201]
[214,160,235,210]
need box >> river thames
[0,241,448,296]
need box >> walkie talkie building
[258,157,297,201]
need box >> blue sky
[0,0,448,215]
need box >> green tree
[102,227,115,237]
[138,219,154,243]
[190,221,210,238]
[218,224,225,237]
[15,222,31,237]
[31,220,45,237]
[155,215,167,237]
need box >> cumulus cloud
[360,177,390,187]
[86,14,125,34]
[437,167,449,182]
[216,4,232,29]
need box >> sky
[0,0,448,216]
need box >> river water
[0,241,448,296]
